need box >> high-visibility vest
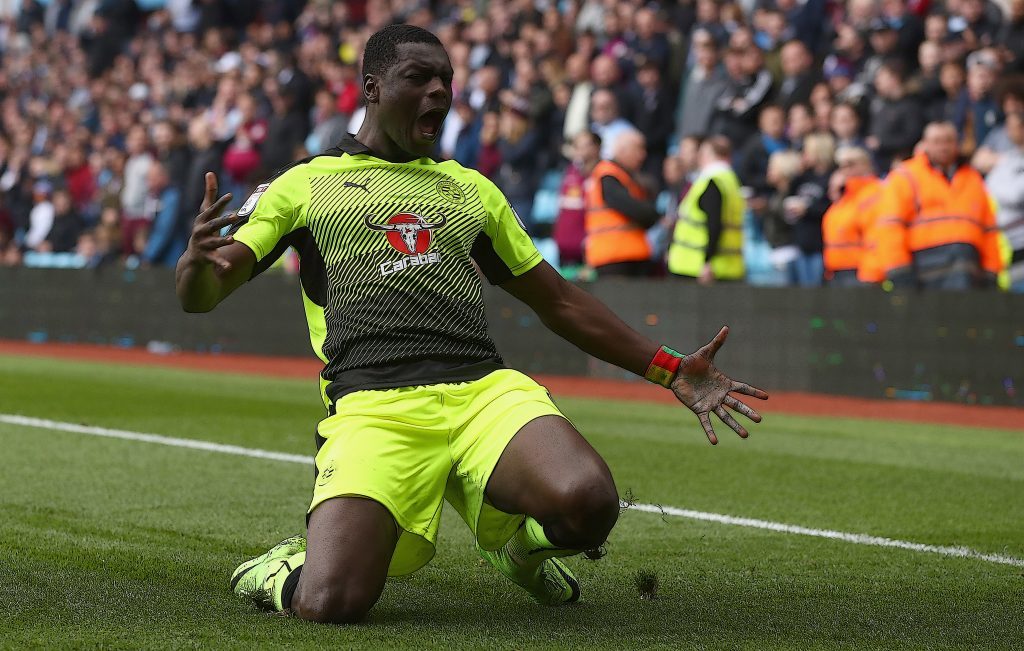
[667,163,745,280]
[584,160,652,268]
[822,175,884,282]
[874,153,1002,275]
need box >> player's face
[378,42,454,158]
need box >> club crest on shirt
[237,183,269,217]
[364,212,446,276]
[435,179,465,205]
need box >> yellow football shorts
[310,369,567,576]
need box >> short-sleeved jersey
[230,135,542,404]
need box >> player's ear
[363,74,380,104]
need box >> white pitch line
[3,413,1023,569]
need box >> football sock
[269,551,305,611]
[505,517,578,571]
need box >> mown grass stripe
[3,412,1022,569]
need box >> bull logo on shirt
[365,213,447,276]
[364,213,446,254]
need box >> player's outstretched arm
[175,172,256,312]
[500,261,768,444]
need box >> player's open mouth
[416,109,446,141]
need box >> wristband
[645,346,684,388]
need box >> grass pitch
[1,354,1022,650]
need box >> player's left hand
[670,326,769,445]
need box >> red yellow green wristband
[645,346,684,388]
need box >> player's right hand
[186,172,236,272]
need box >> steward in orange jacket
[822,147,885,285]
[874,122,1002,289]
[584,130,659,276]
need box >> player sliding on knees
[175,25,767,625]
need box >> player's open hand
[670,326,769,445]
[186,172,236,272]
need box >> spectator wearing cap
[590,89,636,161]
[952,50,1001,155]
[776,40,818,110]
[984,110,1024,290]
[711,45,774,148]
[866,61,922,171]
[676,29,729,140]
[584,129,659,276]
[668,136,745,284]
[863,18,903,85]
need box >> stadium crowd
[1,0,1023,290]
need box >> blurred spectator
[590,89,635,160]
[183,118,224,221]
[121,125,154,255]
[760,150,805,283]
[496,101,542,234]
[929,60,967,123]
[676,29,729,139]
[306,89,348,155]
[786,103,815,149]
[554,131,602,269]
[476,111,502,179]
[738,104,790,208]
[1000,0,1024,74]
[875,122,1002,290]
[971,77,1024,172]
[25,181,54,251]
[776,40,819,110]
[668,136,745,284]
[712,45,774,147]
[866,61,922,171]
[830,102,865,149]
[140,161,184,267]
[41,189,84,253]
[822,146,883,286]
[629,62,675,178]
[786,133,835,286]
[562,53,595,142]
[585,129,658,276]
[984,111,1024,290]
[952,51,1001,155]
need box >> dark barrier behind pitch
[1,268,1020,406]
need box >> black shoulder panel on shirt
[247,225,328,306]
[470,231,514,285]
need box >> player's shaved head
[362,24,443,79]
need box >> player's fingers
[196,194,232,224]
[698,412,718,445]
[715,405,748,439]
[203,212,239,233]
[198,235,234,251]
[705,325,729,359]
[730,380,769,400]
[724,395,762,422]
[201,171,219,211]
